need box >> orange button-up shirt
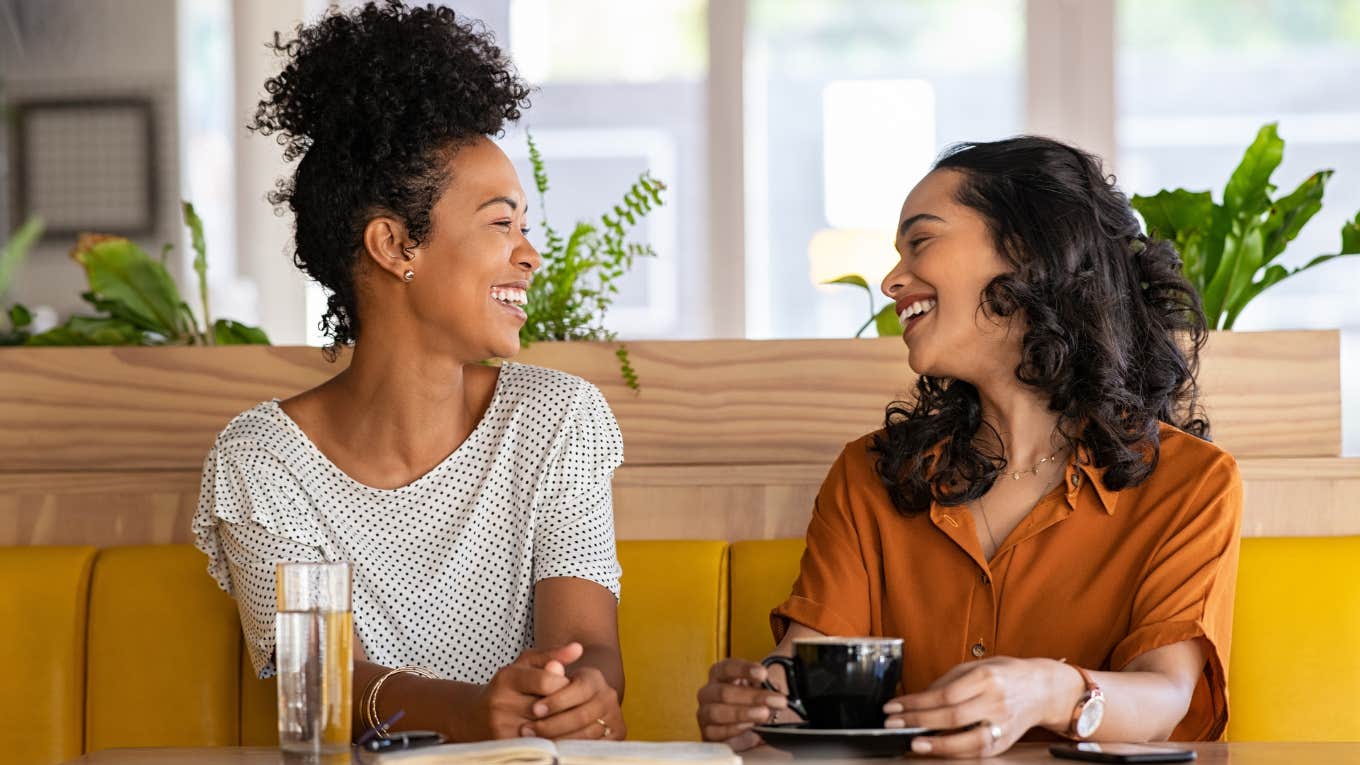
[772,422,1243,741]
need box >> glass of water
[275,561,353,753]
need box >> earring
[402,269,415,282]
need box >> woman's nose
[516,237,541,274]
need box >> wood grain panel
[0,331,1341,473]
[4,457,1356,546]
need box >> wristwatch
[1066,664,1105,739]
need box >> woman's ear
[362,215,416,281]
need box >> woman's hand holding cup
[696,659,789,751]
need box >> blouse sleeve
[531,382,624,598]
[191,442,326,678]
[770,447,873,641]
[1109,452,1243,741]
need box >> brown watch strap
[1067,664,1101,738]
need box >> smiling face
[371,136,540,360]
[881,169,1024,383]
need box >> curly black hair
[871,136,1211,515]
[249,0,531,351]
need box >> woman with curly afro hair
[698,137,1243,756]
[192,1,628,744]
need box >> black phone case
[1049,743,1197,763]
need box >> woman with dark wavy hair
[698,136,1243,757]
[191,1,627,744]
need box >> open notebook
[375,738,740,765]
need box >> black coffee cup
[761,637,904,729]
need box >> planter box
[0,331,1354,545]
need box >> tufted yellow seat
[617,540,729,741]
[0,546,95,765]
[729,539,806,662]
[84,545,244,750]
[1227,536,1360,741]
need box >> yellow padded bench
[0,546,95,765]
[7,536,1360,764]
[1228,536,1360,741]
[1,541,730,763]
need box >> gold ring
[598,718,612,737]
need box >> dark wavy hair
[870,136,1210,516]
[249,0,531,351]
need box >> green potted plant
[2,203,269,346]
[1131,123,1360,330]
[521,133,666,390]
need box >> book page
[376,736,557,765]
[558,740,741,765]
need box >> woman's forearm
[353,658,487,742]
[573,643,626,700]
[1037,659,1195,742]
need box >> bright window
[743,0,1024,339]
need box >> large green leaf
[1223,264,1287,330]
[8,304,32,329]
[212,319,270,345]
[874,303,903,337]
[183,200,210,338]
[1342,210,1360,254]
[1131,189,1216,287]
[75,239,191,338]
[1223,123,1284,219]
[1205,227,1264,329]
[1,216,44,296]
[1196,206,1234,298]
[26,315,146,346]
[1260,170,1329,266]
[822,274,871,291]
[1131,189,1214,242]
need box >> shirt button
[980,573,991,585]
[971,642,986,658]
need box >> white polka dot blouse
[191,362,624,682]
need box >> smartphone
[1050,742,1196,763]
[360,730,446,752]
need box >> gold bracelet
[363,665,440,738]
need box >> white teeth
[491,287,527,306]
[900,298,937,323]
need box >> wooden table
[60,742,1360,764]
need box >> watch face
[1076,696,1105,738]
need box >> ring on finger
[597,717,612,738]
[984,720,1003,746]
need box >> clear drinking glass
[275,561,354,753]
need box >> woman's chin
[488,335,522,360]
[905,342,932,376]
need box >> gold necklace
[1004,448,1064,481]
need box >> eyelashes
[494,220,532,236]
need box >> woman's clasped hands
[476,642,627,741]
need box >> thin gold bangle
[364,665,440,738]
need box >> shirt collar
[1065,442,1120,515]
[917,438,1120,516]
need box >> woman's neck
[317,331,487,470]
[972,377,1065,468]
